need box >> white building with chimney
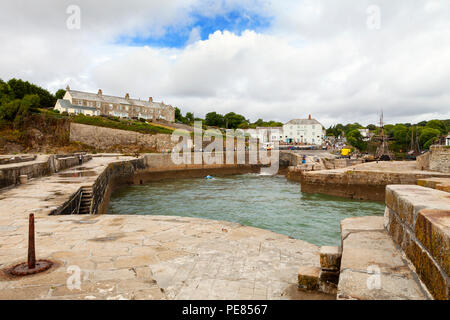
[282,115,326,145]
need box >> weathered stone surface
[402,235,448,300]
[337,269,428,300]
[338,216,431,300]
[341,232,412,277]
[320,246,341,271]
[298,266,320,291]
[428,146,450,173]
[415,209,450,276]
[340,216,384,240]
[319,280,337,295]
[319,270,340,285]
[385,185,450,300]
[417,177,450,193]
[385,185,450,229]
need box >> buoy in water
[205,175,214,180]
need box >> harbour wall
[384,185,450,300]
[416,145,450,173]
[299,170,449,202]
[0,154,92,190]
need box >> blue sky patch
[115,10,272,48]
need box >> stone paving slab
[0,214,321,300]
[337,216,431,300]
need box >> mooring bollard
[28,213,36,269]
[19,175,28,184]
[8,213,53,276]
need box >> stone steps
[78,186,93,214]
[336,216,431,300]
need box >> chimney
[308,114,311,120]
[149,97,153,102]
[125,93,130,99]
[98,89,102,96]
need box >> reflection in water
[108,174,385,246]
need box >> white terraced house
[244,127,283,143]
[283,115,326,145]
[54,86,175,122]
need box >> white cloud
[1,0,449,127]
[187,27,202,45]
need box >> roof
[67,90,172,110]
[285,119,323,126]
[57,99,97,111]
[256,127,283,130]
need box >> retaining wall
[70,123,176,152]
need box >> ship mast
[375,111,394,160]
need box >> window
[109,104,113,110]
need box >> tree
[346,129,367,151]
[416,121,428,127]
[344,123,364,135]
[185,112,194,124]
[367,124,377,131]
[237,122,250,129]
[55,89,66,100]
[419,128,440,150]
[7,78,55,108]
[174,107,183,122]
[425,120,447,135]
[391,124,409,152]
[0,79,13,104]
[175,107,183,122]
[205,112,225,127]
[0,94,40,124]
[0,100,21,121]
[254,119,265,127]
[224,112,247,129]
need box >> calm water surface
[108,174,385,246]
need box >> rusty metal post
[28,213,36,270]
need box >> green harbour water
[108,174,385,246]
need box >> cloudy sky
[1,0,449,127]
